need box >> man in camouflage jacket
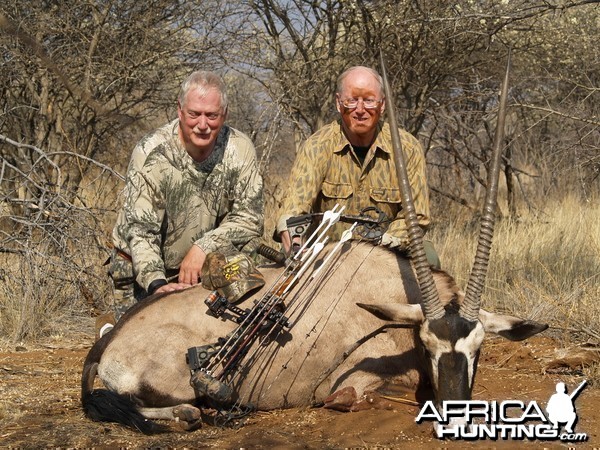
[276,66,439,267]
[108,71,264,320]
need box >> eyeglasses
[339,97,383,110]
[185,111,222,121]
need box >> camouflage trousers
[423,240,441,270]
[107,249,146,320]
[388,240,441,270]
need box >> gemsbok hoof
[323,386,357,411]
[173,404,202,431]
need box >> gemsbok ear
[356,303,424,325]
[479,309,549,341]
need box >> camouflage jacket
[112,119,264,291]
[276,120,430,250]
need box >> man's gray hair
[178,70,228,111]
[336,66,384,97]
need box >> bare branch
[515,103,600,127]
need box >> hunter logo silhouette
[545,380,587,434]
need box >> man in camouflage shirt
[276,66,439,267]
[107,70,264,322]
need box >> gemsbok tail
[81,337,168,434]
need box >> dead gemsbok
[81,53,547,434]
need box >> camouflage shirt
[112,119,264,291]
[276,120,430,250]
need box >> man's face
[336,69,385,145]
[178,87,226,159]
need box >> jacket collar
[332,120,391,155]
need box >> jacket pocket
[369,187,402,204]
[322,180,353,199]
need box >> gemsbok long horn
[460,50,512,322]
[379,52,444,321]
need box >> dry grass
[0,249,104,342]
[0,165,119,343]
[431,193,600,346]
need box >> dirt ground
[0,333,598,449]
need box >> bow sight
[204,290,290,329]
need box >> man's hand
[155,282,192,294]
[280,230,303,256]
[280,230,292,255]
[178,244,206,285]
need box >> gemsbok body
[82,242,547,433]
[81,53,547,433]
